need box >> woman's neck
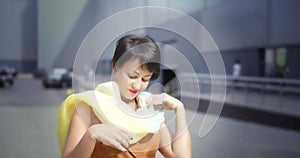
[121,97,138,111]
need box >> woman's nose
[132,80,142,90]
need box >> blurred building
[0,0,300,79]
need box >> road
[0,76,64,158]
[1,75,300,158]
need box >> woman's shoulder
[76,101,101,125]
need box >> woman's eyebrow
[133,70,140,75]
[133,70,152,77]
[144,74,152,77]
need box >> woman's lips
[129,89,138,94]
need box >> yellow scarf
[57,81,165,152]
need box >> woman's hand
[149,93,183,111]
[88,124,132,151]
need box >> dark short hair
[112,34,160,80]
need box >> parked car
[60,73,73,87]
[0,66,18,78]
[8,67,18,78]
[42,68,72,88]
[0,67,14,87]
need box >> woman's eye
[129,76,138,79]
[142,78,150,82]
[129,75,150,82]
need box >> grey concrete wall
[200,0,270,50]
[197,0,300,77]
[52,0,208,70]
[37,0,85,70]
[271,0,300,45]
[146,27,208,74]
[0,0,37,72]
[53,0,146,70]
[2,0,300,75]
[42,0,300,76]
[200,0,300,49]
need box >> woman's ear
[112,62,118,73]
[112,66,118,73]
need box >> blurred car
[0,67,14,87]
[0,66,18,78]
[42,68,72,88]
[11,67,18,78]
[6,67,18,78]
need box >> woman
[58,34,191,158]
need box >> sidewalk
[182,89,300,118]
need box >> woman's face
[113,58,153,104]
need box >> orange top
[91,133,160,158]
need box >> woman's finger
[118,131,131,145]
[115,125,132,141]
[112,140,127,152]
[151,93,167,105]
[146,97,153,106]
[115,125,129,134]
[119,137,129,148]
[154,104,164,109]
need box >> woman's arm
[61,102,97,158]
[157,95,192,158]
[61,102,132,158]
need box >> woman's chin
[129,95,137,100]
[128,93,138,99]
[122,93,136,101]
